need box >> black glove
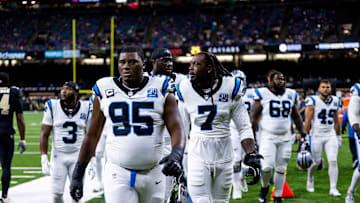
[159,145,184,177]
[233,161,241,173]
[244,151,263,185]
[299,137,310,152]
[341,127,346,135]
[70,161,87,202]
[355,128,360,140]
[17,140,26,154]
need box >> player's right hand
[41,154,51,176]
[159,145,184,177]
[244,151,263,185]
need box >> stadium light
[31,1,36,4]
[273,53,301,61]
[240,54,267,62]
[22,1,27,4]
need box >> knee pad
[150,197,164,203]
[328,160,337,168]
[193,197,211,203]
[262,166,273,173]
[275,165,287,174]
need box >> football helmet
[297,150,313,169]
[167,173,192,203]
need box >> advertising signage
[0,51,26,59]
[45,50,80,59]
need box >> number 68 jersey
[42,99,91,153]
[93,76,170,170]
[254,87,298,137]
[305,95,341,136]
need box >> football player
[40,81,91,203]
[177,52,261,202]
[345,83,360,203]
[0,72,26,203]
[251,70,306,203]
[230,69,254,199]
[304,80,342,196]
[150,48,188,201]
[70,46,186,203]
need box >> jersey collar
[60,100,81,118]
[191,77,223,100]
[114,76,149,97]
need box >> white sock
[96,156,103,182]
[307,162,317,182]
[328,161,338,189]
[232,171,241,192]
[261,170,272,188]
[274,172,285,197]
[348,169,360,194]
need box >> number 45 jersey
[254,87,298,137]
[42,99,91,153]
[93,76,170,170]
[305,95,341,136]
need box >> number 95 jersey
[42,99,91,153]
[305,95,341,136]
[254,87,298,136]
[93,76,170,170]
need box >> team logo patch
[44,106,48,112]
[219,93,229,102]
[80,113,86,120]
[105,89,115,98]
[287,94,293,100]
[333,102,337,107]
[147,88,158,97]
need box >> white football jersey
[177,76,253,163]
[93,75,170,170]
[243,88,255,113]
[305,95,341,136]
[348,83,360,126]
[254,87,298,136]
[42,99,90,153]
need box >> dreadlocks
[197,52,231,79]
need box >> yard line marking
[24,171,42,174]
[14,152,40,155]
[12,175,36,178]
[10,167,41,170]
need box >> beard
[62,94,75,103]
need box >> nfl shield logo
[147,88,158,97]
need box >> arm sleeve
[231,97,254,142]
[41,100,53,126]
[341,110,348,129]
[348,96,360,126]
[178,100,190,138]
[12,88,23,114]
[305,96,315,106]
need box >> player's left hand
[337,136,342,147]
[70,161,87,201]
[17,140,26,154]
[159,145,183,177]
[244,151,263,185]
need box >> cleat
[232,188,242,200]
[306,177,314,192]
[345,193,355,203]
[273,196,282,203]
[329,188,341,197]
[93,181,103,192]
[258,186,269,203]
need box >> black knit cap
[0,72,9,85]
[151,48,172,60]
[63,81,79,93]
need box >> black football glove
[298,137,310,152]
[70,161,87,202]
[244,151,263,185]
[233,161,241,173]
[159,145,184,178]
[355,128,360,140]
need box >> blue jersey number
[62,121,77,144]
[318,109,336,124]
[109,102,154,136]
[198,105,217,130]
[269,100,291,118]
[244,101,251,113]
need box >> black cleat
[258,186,269,203]
[273,196,283,203]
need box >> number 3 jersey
[305,95,341,136]
[176,76,253,163]
[42,99,91,152]
[254,87,298,137]
[93,76,170,170]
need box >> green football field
[9,111,360,202]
